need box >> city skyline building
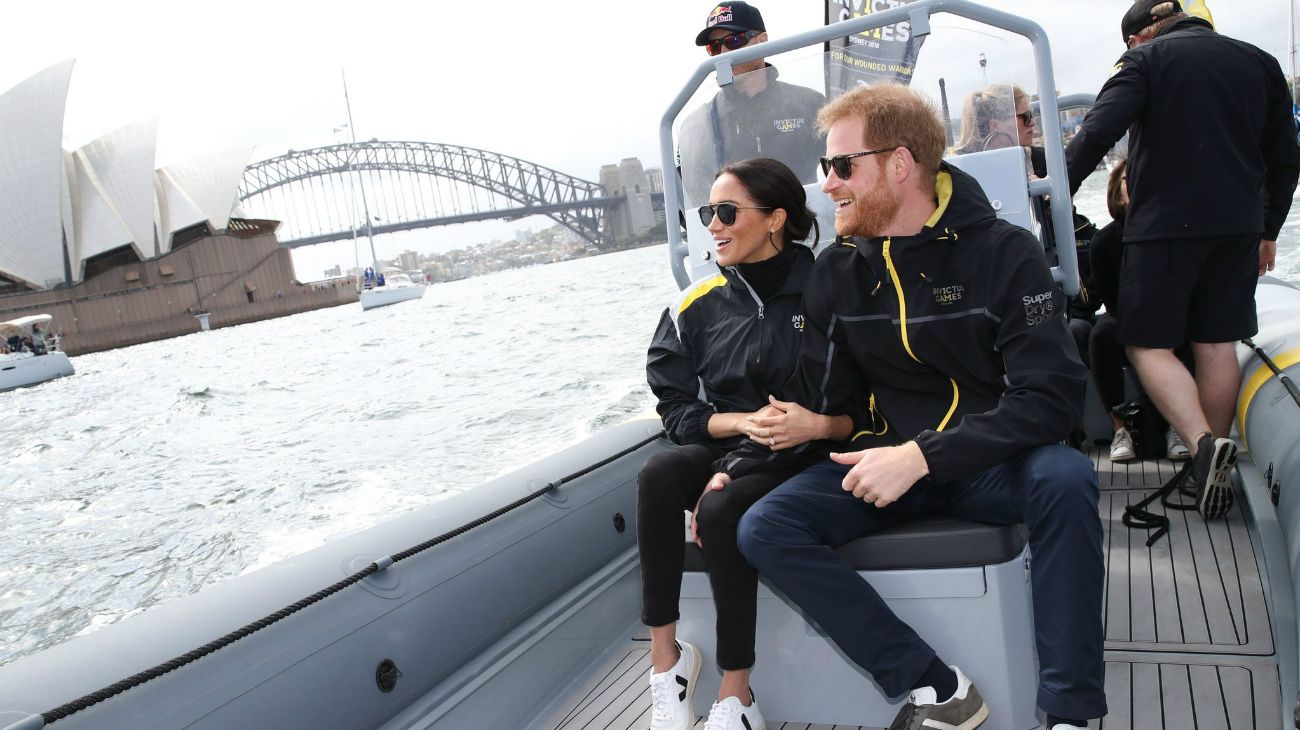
[599,157,656,242]
[645,167,664,194]
[398,250,419,272]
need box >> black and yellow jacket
[804,163,1088,483]
[647,245,815,448]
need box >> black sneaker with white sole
[1191,433,1237,519]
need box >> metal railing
[658,0,1081,296]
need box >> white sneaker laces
[703,700,738,730]
[649,674,674,723]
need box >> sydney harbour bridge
[238,141,654,249]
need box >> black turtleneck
[734,242,795,301]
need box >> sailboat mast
[340,70,362,292]
[341,69,380,275]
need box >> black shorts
[1117,235,1260,348]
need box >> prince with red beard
[734,84,1106,730]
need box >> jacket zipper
[729,267,766,367]
[881,238,961,432]
[851,393,890,441]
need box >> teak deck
[542,447,1276,729]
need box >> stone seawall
[0,228,359,356]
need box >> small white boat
[0,314,74,392]
[359,273,426,311]
[336,73,426,313]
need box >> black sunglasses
[705,30,761,56]
[699,202,772,226]
[1016,111,1035,125]
[818,147,895,180]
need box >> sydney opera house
[0,61,353,355]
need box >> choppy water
[0,247,678,666]
[2,177,1298,668]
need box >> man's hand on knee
[691,473,732,548]
[832,442,930,508]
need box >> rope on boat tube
[12,431,662,729]
[1243,338,1300,409]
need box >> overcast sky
[0,0,1293,277]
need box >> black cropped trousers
[637,443,795,670]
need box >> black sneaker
[889,665,988,730]
[1191,433,1237,519]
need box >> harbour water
[1,178,1298,667]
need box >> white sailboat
[359,270,425,310]
[339,69,425,312]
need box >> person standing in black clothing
[678,2,826,206]
[1091,159,1195,461]
[1066,0,1300,519]
[639,158,852,730]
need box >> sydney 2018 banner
[825,0,926,95]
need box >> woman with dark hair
[1089,160,1138,460]
[640,157,849,730]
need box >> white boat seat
[677,513,1038,725]
[683,515,1026,572]
[943,147,1035,233]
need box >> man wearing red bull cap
[1066,0,1300,524]
[678,2,826,206]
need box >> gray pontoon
[3,2,1299,728]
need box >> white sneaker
[648,641,700,730]
[1109,427,1136,462]
[703,694,765,730]
[1165,428,1190,460]
[1047,724,1088,729]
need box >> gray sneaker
[1109,427,1137,462]
[889,665,989,730]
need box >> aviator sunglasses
[705,30,761,56]
[1016,110,1035,125]
[818,147,896,180]
[699,202,773,226]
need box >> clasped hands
[740,395,825,450]
[693,440,930,548]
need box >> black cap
[694,2,766,46]
[1121,0,1182,43]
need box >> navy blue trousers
[737,444,1107,721]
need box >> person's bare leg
[651,624,679,672]
[1127,346,1211,454]
[1192,341,1241,439]
[718,668,752,703]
